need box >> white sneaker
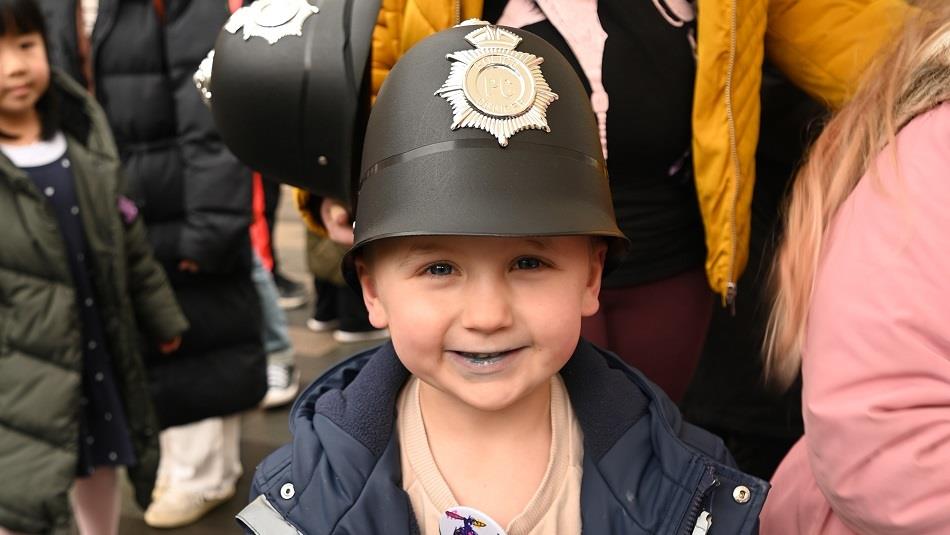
[274,273,308,310]
[306,317,340,333]
[152,470,169,502]
[260,363,301,409]
[332,328,390,343]
[143,487,235,529]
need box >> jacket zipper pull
[691,511,712,535]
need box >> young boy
[239,22,768,535]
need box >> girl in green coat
[0,1,188,533]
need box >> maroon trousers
[581,267,714,403]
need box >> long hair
[0,0,58,140]
[764,1,950,390]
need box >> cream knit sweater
[397,375,584,534]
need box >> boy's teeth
[460,351,503,359]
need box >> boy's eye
[514,257,542,270]
[425,263,454,276]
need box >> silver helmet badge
[224,0,319,45]
[435,23,559,147]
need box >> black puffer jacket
[41,0,265,426]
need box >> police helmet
[199,0,378,203]
[346,22,628,284]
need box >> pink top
[498,0,608,158]
[761,101,950,534]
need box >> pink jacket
[761,101,950,534]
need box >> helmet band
[360,138,605,189]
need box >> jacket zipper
[691,511,713,535]
[454,0,461,25]
[724,0,740,313]
[680,466,719,535]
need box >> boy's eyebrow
[396,241,447,266]
[394,236,554,266]
[523,237,552,250]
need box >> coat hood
[49,68,118,157]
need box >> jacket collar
[290,338,652,461]
[268,340,768,534]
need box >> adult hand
[320,197,355,246]
[178,259,200,273]
[158,336,181,354]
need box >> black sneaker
[273,271,307,310]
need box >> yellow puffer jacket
[366,0,908,302]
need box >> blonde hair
[765,1,950,390]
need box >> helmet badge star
[435,22,559,147]
[224,0,319,45]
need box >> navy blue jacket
[239,340,768,534]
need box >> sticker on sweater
[440,507,506,535]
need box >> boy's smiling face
[357,235,606,412]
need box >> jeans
[250,252,293,359]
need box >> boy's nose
[460,279,514,333]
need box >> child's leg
[144,416,241,528]
[313,277,339,322]
[251,252,293,356]
[155,416,242,496]
[220,415,243,484]
[581,267,713,402]
[71,468,120,535]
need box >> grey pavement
[117,187,379,534]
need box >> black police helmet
[206,0,378,203]
[344,22,628,286]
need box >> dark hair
[0,0,59,141]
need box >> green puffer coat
[0,71,188,534]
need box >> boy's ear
[355,257,390,328]
[581,240,608,317]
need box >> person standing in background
[0,0,187,532]
[260,180,309,310]
[319,0,909,408]
[296,190,390,344]
[680,70,824,479]
[762,3,950,532]
[39,0,266,528]
[248,174,299,408]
